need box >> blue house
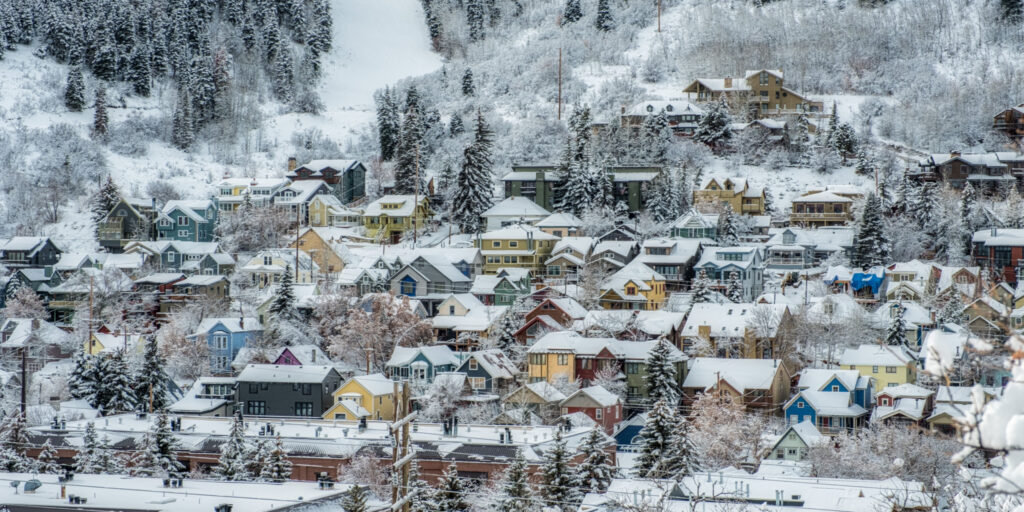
[384,345,461,383]
[454,349,517,395]
[187,317,263,375]
[784,368,871,435]
[155,200,219,243]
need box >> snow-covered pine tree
[172,87,195,150]
[436,462,470,512]
[595,0,613,31]
[91,176,121,222]
[408,459,438,512]
[694,96,732,150]
[451,110,495,234]
[152,411,185,477]
[269,265,296,317]
[91,28,118,81]
[646,169,680,223]
[134,336,171,411]
[37,440,61,474]
[96,434,122,474]
[74,422,103,474]
[717,207,740,246]
[495,310,520,352]
[666,416,700,478]
[644,339,679,404]
[272,39,294,102]
[461,68,474,96]
[466,0,486,42]
[1006,186,1024,229]
[1001,0,1023,23]
[937,297,967,326]
[128,45,152,97]
[540,430,581,512]
[129,429,164,477]
[886,304,909,347]
[854,148,873,176]
[93,85,109,141]
[726,271,743,302]
[851,192,888,269]
[341,484,369,512]
[825,100,839,147]
[831,122,857,159]
[376,87,401,161]
[0,413,31,472]
[65,66,86,111]
[961,182,985,235]
[309,0,333,54]
[576,428,613,493]
[691,269,712,303]
[99,350,136,415]
[786,114,810,159]
[215,413,251,480]
[633,398,676,479]
[448,113,464,137]
[562,0,582,24]
[640,110,672,165]
[495,448,536,512]
[394,103,425,194]
[260,436,293,482]
[247,438,271,480]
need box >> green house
[501,165,662,212]
[768,420,825,461]
[470,268,531,306]
[155,199,218,243]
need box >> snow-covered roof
[481,196,551,218]
[480,224,560,241]
[696,246,760,270]
[873,395,930,422]
[192,317,262,334]
[348,373,396,396]
[564,385,620,407]
[235,364,336,383]
[0,318,70,348]
[527,332,685,363]
[386,345,460,368]
[681,303,787,339]
[274,180,333,204]
[296,159,359,173]
[782,420,826,448]
[462,349,517,379]
[552,236,595,256]
[546,297,589,319]
[159,199,215,223]
[275,344,331,366]
[791,191,854,203]
[575,310,685,337]
[523,381,567,402]
[1,236,54,254]
[789,390,867,417]
[682,357,784,393]
[871,300,934,330]
[536,212,583,228]
[972,228,1024,247]
[877,383,933,399]
[168,376,235,414]
[593,240,636,257]
[796,369,864,392]
[921,324,987,376]
[364,195,425,216]
[767,227,854,252]
[838,344,915,367]
[602,260,664,300]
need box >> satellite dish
[9,481,18,488]
[24,479,42,493]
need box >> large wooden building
[682,69,823,119]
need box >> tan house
[993,103,1024,141]
[287,227,356,276]
[682,69,823,119]
[681,357,791,412]
[790,191,855,227]
[692,177,766,216]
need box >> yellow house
[322,373,396,421]
[477,225,559,274]
[86,329,145,356]
[287,227,355,276]
[839,344,917,389]
[599,261,666,310]
[693,177,766,216]
[362,195,431,244]
[308,195,363,228]
[431,294,508,349]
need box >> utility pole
[413,144,420,247]
[390,381,415,512]
[557,47,563,120]
[657,0,661,32]
[295,206,301,282]
[20,345,27,416]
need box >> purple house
[273,344,331,366]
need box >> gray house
[390,255,473,315]
[235,364,341,417]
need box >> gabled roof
[347,373,395,396]
[790,191,853,203]
[520,381,567,402]
[786,390,866,417]
[386,345,460,368]
[783,420,825,448]
[159,199,216,224]
[877,383,933,399]
[235,364,337,384]
[563,385,621,408]
[481,197,551,218]
[480,225,560,241]
[364,195,425,216]
[681,303,787,339]
[0,318,69,348]
[682,357,784,393]
[275,344,331,366]
[838,344,915,367]
[274,180,333,204]
[536,212,583,228]
[460,349,517,379]
[192,317,262,334]
[295,159,359,174]
[796,369,864,392]
[1,237,56,255]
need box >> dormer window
[665,105,673,112]
[646,105,654,113]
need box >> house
[927,385,998,435]
[85,328,145,356]
[544,236,595,280]
[682,68,824,118]
[993,103,1024,140]
[308,195,363,228]
[574,310,687,347]
[167,275,231,309]
[767,420,825,461]
[560,386,622,435]
[0,318,73,375]
[288,227,359,276]
[1,267,62,306]
[884,260,940,301]
[287,158,367,204]
[235,364,341,417]
[470,268,531,306]
[965,295,1009,338]
[515,296,588,345]
[431,293,508,348]
[637,238,702,290]
[362,195,431,244]
[873,300,936,351]
[789,191,855,227]
[97,197,157,252]
[322,373,395,421]
[455,349,518,396]
[680,302,790,358]
[692,177,766,216]
[385,345,462,384]
[535,212,583,238]
[273,180,334,224]
[681,357,791,412]
[795,368,873,409]
[765,227,855,270]
[620,100,705,136]
[168,376,237,416]
[935,265,982,302]
[272,344,331,366]
[972,228,1024,284]
[186,317,263,375]
[480,197,551,231]
[477,225,559,274]
[154,199,218,242]
[839,344,917,389]
[215,177,291,211]
[871,383,934,426]
[501,165,662,212]
[391,255,473,314]
[240,249,318,288]
[0,237,62,268]
[915,151,1023,189]
[598,261,666,311]
[502,381,568,421]
[784,369,871,435]
[693,246,765,301]
[670,209,718,239]
[122,241,225,273]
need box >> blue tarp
[850,272,884,294]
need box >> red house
[560,386,623,435]
[514,297,588,344]
[971,228,1024,283]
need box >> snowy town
[1,0,1024,511]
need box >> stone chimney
[950,149,961,157]
[724,76,733,89]
[621,105,626,115]
[287,157,298,172]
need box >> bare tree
[326,293,432,373]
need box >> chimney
[287,157,297,172]
[620,105,626,115]
[724,76,733,89]
[951,150,961,157]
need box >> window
[759,71,769,86]
[595,408,602,420]
[885,366,897,373]
[400,277,416,296]
[263,256,273,265]
[294,402,314,416]
[492,241,501,248]
[509,241,518,248]
[469,377,486,389]
[246,401,266,415]
[831,385,839,392]
[212,334,229,350]
[787,448,797,456]
[881,398,890,406]
[261,383,269,390]
[213,356,228,369]
[177,216,187,225]
[468,359,478,371]
[797,401,804,408]
[167,252,176,262]
[178,230,189,238]
[158,219,171,227]
[334,413,347,420]
[823,302,835,315]
[448,305,455,315]
[529,354,545,365]
[872,366,879,373]
[548,265,561,276]
[249,383,258,394]
[626,363,640,375]
[302,384,312,395]
[557,354,568,365]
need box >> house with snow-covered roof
[239,248,318,288]
[883,259,940,301]
[768,420,826,462]
[478,224,559,274]
[480,196,551,231]
[789,190,856,227]
[785,369,871,435]
[871,383,933,426]
[693,246,765,301]
[560,385,622,434]
[692,176,766,216]
[915,150,1021,189]
[215,177,291,210]
[544,236,595,280]
[573,310,687,347]
[637,238,703,290]
[599,260,667,311]
[535,212,583,238]
[455,349,518,396]
[0,318,73,376]
[680,302,789,358]
[681,357,790,411]
[501,164,662,212]
[186,317,263,375]
[873,300,936,351]
[97,196,158,252]
[287,158,366,204]
[0,237,61,269]
[272,179,334,225]
[682,68,824,118]
[620,100,705,136]
[390,254,473,314]
[155,199,218,243]
[362,195,431,244]
[308,195,363,228]
[839,344,917,390]
[515,296,588,345]
[470,267,531,306]
[385,345,462,384]
[431,293,508,349]
[236,364,341,417]
[502,381,568,421]
[971,228,1024,284]
[324,373,395,421]
[765,227,854,270]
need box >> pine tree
[172,87,194,150]
[1001,0,1023,23]
[466,0,486,42]
[74,422,103,474]
[408,459,438,512]
[461,68,474,96]
[436,463,470,512]
[694,96,732,149]
[717,207,740,246]
[0,413,31,472]
[647,170,681,223]
[644,340,679,404]
[691,270,712,303]
[825,101,839,148]
[577,428,613,493]
[961,182,985,235]
[135,337,171,411]
[641,110,673,164]
[96,435,122,474]
[851,192,888,269]
[831,122,857,159]
[216,413,251,480]
[726,271,743,302]
[886,303,909,347]
[595,0,614,31]
[98,350,136,415]
[495,311,520,352]
[93,85,109,141]
[541,430,581,512]
[309,0,334,54]
[91,176,121,222]
[342,484,369,512]
[394,104,425,194]
[786,114,810,158]
[70,351,98,404]
[562,0,582,24]
[1006,186,1024,229]
[854,149,873,176]
[37,440,61,474]
[496,448,537,512]
[260,436,293,481]
[633,398,677,479]
[151,411,185,477]
[666,416,700,477]
[937,298,967,326]
[247,438,271,480]
[128,45,152,97]
[270,265,296,317]
[451,110,495,234]
[91,29,118,81]
[448,113,464,137]
[272,40,294,102]
[65,66,86,111]
[376,87,401,161]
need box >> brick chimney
[724,76,733,89]
[950,150,961,157]
[287,157,298,172]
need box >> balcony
[741,203,763,213]
[47,300,80,310]
[789,212,850,224]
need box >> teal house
[155,199,218,243]
[501,165,661,212]
[384,345,462,383]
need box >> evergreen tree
[831,122,857,158]
[466,0,486,42]
[272,40,294,102]
[91,176,121,222]
[135,336,171,411]
[91,29,118,81]
[172,87,195,150]
[886,303,909,347]
[1007,186,1024,229]
[641,110,673,164]
[98,350,136,415]
[95,435,122,474]
[961,182,985,235]
[595,0,614,31]
[851,192,888,269]
[691,270,712,303]
[65,66,86,111]
[694,96,732,149]
[577,428,613,493]
[496,448,537,512]
[854,149,873,176]
[394,104,425,194]
[309,0,334,54]
[128,46,152,96]
[633,398,678,479]
[646,169,680,223]
[726,271,743,302]
[93,85,109,141]
[717,207,740,246]
[451,110,495,234]
[70,351,98,404]
[269,265,296,317]
[562,0,583,24]
[37,440,61,474]
[247,438,271,480]
[408,459,438,512]
[0,413,31,472]
[786,114,810,158]
[461,68,474,96]
[341,484,369,512]
[260,436,293,481]
[376,87,401,161]
[74,422,104,474]
[1001,0,1023,23]
[644,340,678,404]
[495,310,520,352]
[448,113,464,137]
[540,430,581,512]
[937,298,967,326]
[436,463,469,512]
[666,416,700,477]
[215,413,251,480]
[825,101,839,148]
[151,411,185,477]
